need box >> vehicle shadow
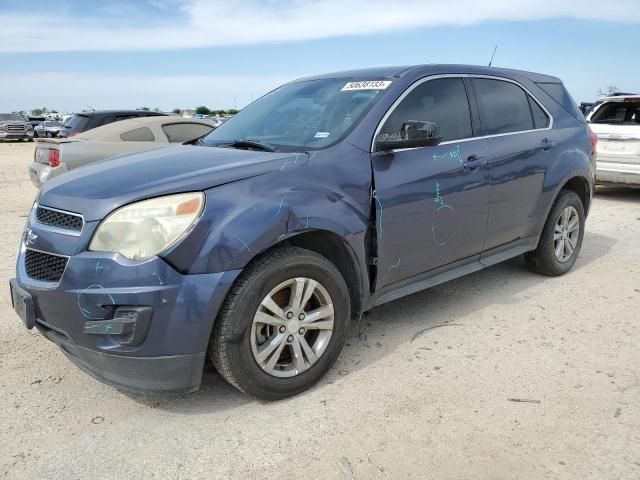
[595,185,640,203]
[125,230,614,413]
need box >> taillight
[69,131,79,137]
[48,149,60,167]
[589,127,598,160]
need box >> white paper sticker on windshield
[314,132,330,138]
[341,80,392,91]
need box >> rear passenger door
[471,77,554,252]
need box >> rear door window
[473,78,536,135]
[380,77,473,143]
[590,101,640,125]
[530,98,550,129]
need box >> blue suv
[10,65,595,399]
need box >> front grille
[6,124,25,133]
[36,207,83,231]
[24,249,68,282]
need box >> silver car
[34,121,63,138]
[29,116,215,187]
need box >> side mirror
[376,120,442,152]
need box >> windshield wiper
[227,139,278,152]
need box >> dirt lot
[0,141,638,479]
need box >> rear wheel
[525,190,585,276]
[210,247,351,400]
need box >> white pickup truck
[587,95,640,186]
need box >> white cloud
[1,0,639,52]
[0,72,296,112]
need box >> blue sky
[1,0,639,112]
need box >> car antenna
[488,45,498,67]
[86,105,96,111]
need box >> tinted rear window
[64,115,90,132]
[474,78,534,135]
[536,82,585,123]
[590,101,640,125]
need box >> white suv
[587,95,640,186]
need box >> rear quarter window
[162,123,214,143]
[536,82,585,123]
[120,127,156,142]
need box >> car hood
[38,145,297,221]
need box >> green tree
[172,108,181,114]
[137,106,150,111]
[226,109,239,115]
[195,105,211,115]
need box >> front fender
[162,171,371,275]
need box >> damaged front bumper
[11,236,240,393]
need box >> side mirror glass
[376,120,442,152]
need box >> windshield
[0,114,24,121]
[200,78,389,152]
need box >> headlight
[89,192,204,260]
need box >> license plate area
[9,279,36,330]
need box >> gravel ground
[0,141,638,480]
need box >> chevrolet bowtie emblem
[25,228,38,246]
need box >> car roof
[296,64,561,84]
[597,95,640,101]
[75,116,214,141]
[72,110,167,117]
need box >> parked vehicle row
[28,116,215,187]
[10,64,596,400]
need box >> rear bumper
[38,321,205,393]
[596,161,640,186]
[28,162,67,188]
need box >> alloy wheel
[250,277,334,378]
[554,206,580,263]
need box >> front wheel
[525,189,585,276]
[210,247,351,400]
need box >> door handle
[538,138,556,151]
[463,154,487,171]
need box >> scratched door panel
[372,139,490,289]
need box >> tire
[525,189,585,276]
[210,246,351,400]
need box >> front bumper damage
[11,218,240,393]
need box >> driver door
[372,76,490,290]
